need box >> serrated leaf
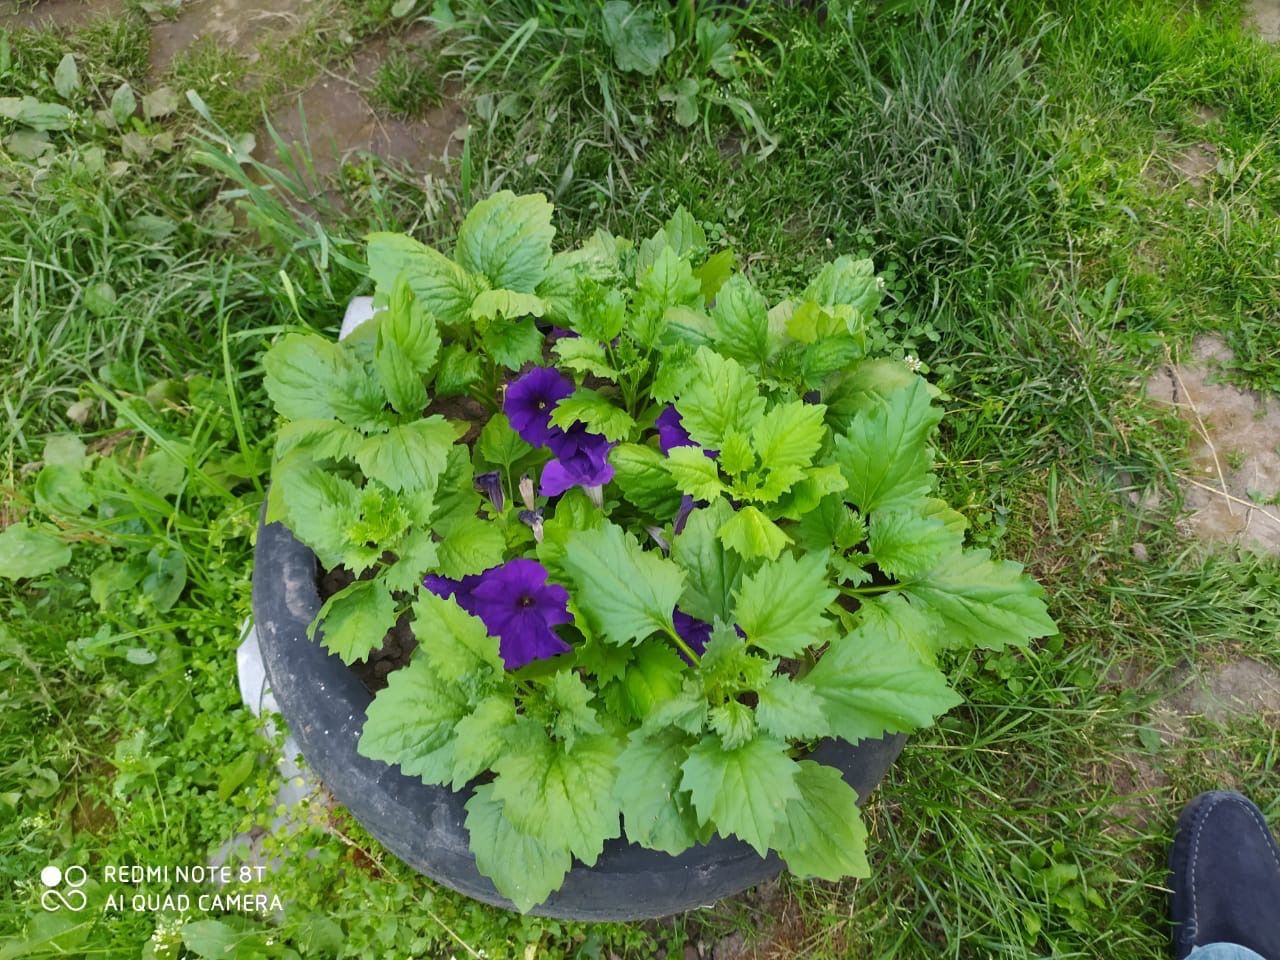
[772,760,869,881]
[803,256,881,314]
[465,782,572,913]
[615,731,702,855]
[359,653,471,782]
[622,641,687,721]
[553,336,618,379]
[354,417,456,493]
[53,54,80,99]
[609,443,683,518]
[717,504,790,560]
[366,233,475,327]
[481,317,543,370]
[411,590,505,681]
[263,333,387,430]
[801,621,961,742]
[792,495,866,553]
[756,675,829,740]
[434,513,507,578]
[492,735,622,865]
[450,695,517,788]
[664,445,725,501]
[717,430,754,477]
[434,342,483,396]
[562,522,685,645]
[709,700,755,750]
[868,507,964,580]
[857,591,943,665]
[602,0,673,75]
[313,578,399,664]
[636,246,702,344]
[274,418,363,462]
[469,288,547,321]
[0,523,71,579]
[541,669,605,748]
[549,388,636,442]
[375,284,440,415]
[674,346,766,450]
[734,551,837,657]
[382,528,440,594]
[901,548,1057,650]
[671,500,746,624]
[274,456,363,570]
[833,377,942,513]
[693,249,735,303]
[477,413,533,468]
[710,273,770,366]
[456,191,555,293]
[680,735,800,855]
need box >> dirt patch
[1191,103,1222,127]
[1170,142,1218,187]
[1145,335,1280,554]
[1166,658,1280,725]
[1249,0,1280,41]
[261,31,463,182]
[148,0,306,75]
[0,0,123,29]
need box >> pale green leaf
[313,578,399,665]
[609,443,683,518]
[477,413,533,468]
[450,695,517,788]
[771,760,869,881]
[734,551,837,657]
[621,642,688,721]
[803,256,882,314]
[709,700,755,750]
[375,283,441,415]
[469,288,547,321]
[679,735,800,855]
[366,233,476,327]
[710,273,770,366]
[354,417,457,493]
[53,54,80,99]
[456,191,555,293]
[671,499,746,624]
[615,731,702,855]
[717,504,790,561]
[602,0,673,75]
[410,590,504,681]
[663,445,725,501]
[356,651,466,784]
[833,378,942,513]
[755,675,829,740]
[674,346,766,449]
[465,782,572,913]
[481,317,544,370]
[434,513,508,578]
[548,388,636,442]
[263,333,387,430]
[868,507,965,579]
[0,524,71,579]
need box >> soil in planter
[319,566,417,692]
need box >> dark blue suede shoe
[1169,791,1280,960]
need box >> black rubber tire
[251,516,906,920]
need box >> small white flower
[903,355,923,373]
[876,276,886,290]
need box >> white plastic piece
[339,296,379,341]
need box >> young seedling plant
[261,191,1057,911]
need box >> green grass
[3,0,1280,956]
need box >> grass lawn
[2,0,1279,956]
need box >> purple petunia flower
[505,367,574,447]
[673,608,713,663]
[423,572,483,613]
[473,471,504,512]
[541,423,615,496]
[655,406,695,454]
[467,558,572,669]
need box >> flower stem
[665,626,701,665]
[838,584,897,598]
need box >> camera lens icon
[40,865,87,912]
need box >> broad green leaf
[491,735,622,865]
[456,191,555,293]
[109,83,135,125]
[313,578,399,664]
[263,333,386,429]
[801,622,961,742]
[434,342,483,396]
[901,548,1057,650]
[717,430,755,477]
[710,273,770,366]
[680,735,800,855]
[671,500,746,624]
[42,434,86,468]
[375,284,440,415]
[800,335,865,389]
[274,418,363,462]
[803,256,881,314]
[792,495,866,553]
[734,551,837,657]
[141,548,186,612]
[34,464,92,516]
[833,378,942,513]
[354,417,456,493]
[411,591,504,681]
[275,457,362,570]
[868,507,964,580]
[621,641,687,721]
[857,591,943,665]
[481,317,543,370]
[615,731,703,855]
[382,528,440,594]
[477,413,533,468]
[469,288,547,321]
[709,700,755,750]
[602,0,673,75]
[540,670,605,749]
[641,677,708,735]
[366,233,476,327]
[751,400,826,474]
[434,513,508,578]
[359,652,470,782]
[609,443,683,518]
[693,249,735,303]
[562,522,685,646]
[0,523,71,579]
[450,695,517,788]
[636,246,702,343]
[697,622,774,693]
[755,675,829,740]
[674,346,765,449]
[717,504,790,561]
[53,54,80,99]
[548,389,636,442]
[663,446,725,501]
[465,782,571,913]
[772,760,869,881]
[772,463,849,520]
[553,337,618,379]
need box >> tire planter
[251,514,907,921]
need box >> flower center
[518,595,535,608]
[535,399,546,411]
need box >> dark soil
[318,564,417,692]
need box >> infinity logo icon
[40,865,88,912]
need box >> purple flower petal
[540,423,615,496]
[673,609,713,664]
[656,406,695,454]
[505,367,574,447]
[467,558,572,669]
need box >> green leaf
[109,83,136,124]
[411,591,504,681]
[382,528,440,594]
[434,513,507,578]
[636,247,703,342]
[659,77,700,127]
[717,504,790,560]
[756,675,829,740]
[375,283,440,415]
[481,317,544,370]
[313,578,399,665]
[734,551,837,657]
[609,443,683,518]
[693,249,735,303]
[0,523,71,579]
[273,455,363,569]
[833,377,942,513]
[680,735,800,855]
[901,548,1057,650]
[752,400,826,476]
[450,695,517,788]
[469,288,547,321]
[434,342,483,396]
[642,677,708,735]
[456,191,555,293]
[366,233,476,327]
[42,434,87,468]
[615,731,703,855]
[792,495,866,553]
[868,507,964,579]
[263,333,387,429]
[803,256,882,314]
[771,760,869,881]
[711,273,770,366]
[857,591,943,665]
[549,388,637,442]
[621,641,687,721]
[553,336,618,379]
[34,464,92,516]
[274,418,363,463]
[354,417,457,493]
[671,500,746,624]
[540,669,605,748]
[465,782,571,913]
[141,548,186,612]
[709,700,755,750]
[602,0,673,75]
[53,54,80,99]
[664,446,725,501]
[491,735,622,865]
[801,622,961,742]
[477,413,533,468]
[360,652,471,783]
[674,346,766,450]
[562,522,686,645]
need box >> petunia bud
[646,526,669,552]
[584,484,604,509]
[518,508,545,543]
[473,471,504,512]
[518,474,536,511]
